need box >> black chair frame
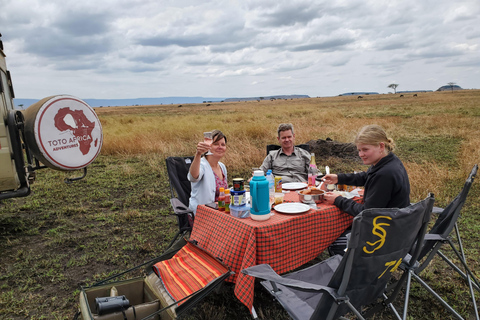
[165,156,195,248]
[266,143,310,156]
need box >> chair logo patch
[363,216,392,254]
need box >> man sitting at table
[259,123,311,183]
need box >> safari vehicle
[0,33,103,201]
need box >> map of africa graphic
[53,107,97,155]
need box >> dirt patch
[307,138,361,162]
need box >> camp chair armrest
[432,206,444,214]
[242,264,337,296]
[423,234,445,241]
[170,198,194,217]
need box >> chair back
[165,156,195,207]
[266,144,310,156]
[312,194,434,319]
[417,164,477,266]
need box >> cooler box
[79,274,175,320]
[77,238,232,320]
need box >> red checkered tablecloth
[190,191,356,312]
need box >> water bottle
[249,170,270,221]
[266,170,275,206]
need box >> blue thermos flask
[249,170,271,221]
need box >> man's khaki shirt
[260,147,311,183]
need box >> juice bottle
[218,187,225,211]
[224,189,231,213]
[310,153,316,166]
[308,164,318,186]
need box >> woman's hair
[277,123,294,137]
[211,129,227,144]
[355,125,395,152]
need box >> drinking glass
[327,184,336,192]
[203,132,213,155]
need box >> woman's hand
[190,141,210,180]
[324,191,341,205]
[195,142,210,156]
[322,174,338,185]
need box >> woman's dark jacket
[334,152,410,216]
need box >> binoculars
[95,295,130,315]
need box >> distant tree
[18,104,24,109]
[388,84,399,94]
[447,82,456,93]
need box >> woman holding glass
[188,130,228,214]
[323,124,410,217]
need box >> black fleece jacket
[333,152,410,217]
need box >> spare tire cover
[23,95,103,171]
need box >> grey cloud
[466,30,480,40]
[210,42,253,53]
[137,25,252,49]
[446,56,480,68]
[273,61,311,72]
[407,47,464,60]
[138,36,219,48]
[54,59,101,71]
[377,42,409,51]
[255,3,324,27]
[55,11,111,37]
[120,48,172,64]
[23,29,112,58]
[291,37,353,52]
[375,36,409,51]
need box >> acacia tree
[447,82,456,92]
[388,83,399,94]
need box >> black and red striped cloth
[152,241,229,305]
[190,191,359,312]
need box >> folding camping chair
[243,194,434,320]
[266,143,310,156]
[165,156,195,248]
[75,237,233,320]
[394,164,479,320]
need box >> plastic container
[232,178,244,191]
[274,192,284,205]
[230,204,250,219]
[230,189,246,206]
[249,170,270,221]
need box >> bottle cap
[220,187,224,192]
[225,189,230,194]
[253,170,264,177]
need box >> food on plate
[299,188,325,195]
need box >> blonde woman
[188,130,227,214]
[323,124,410,217]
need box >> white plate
[274,203,311,215]
[282,182,308,190]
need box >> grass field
[0,90,479,319]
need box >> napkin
[342,188,361,199]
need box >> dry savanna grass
[1,90,479,320]
[96,89,480,203]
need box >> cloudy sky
[1,0,479,99]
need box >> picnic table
[190,191,359,312]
